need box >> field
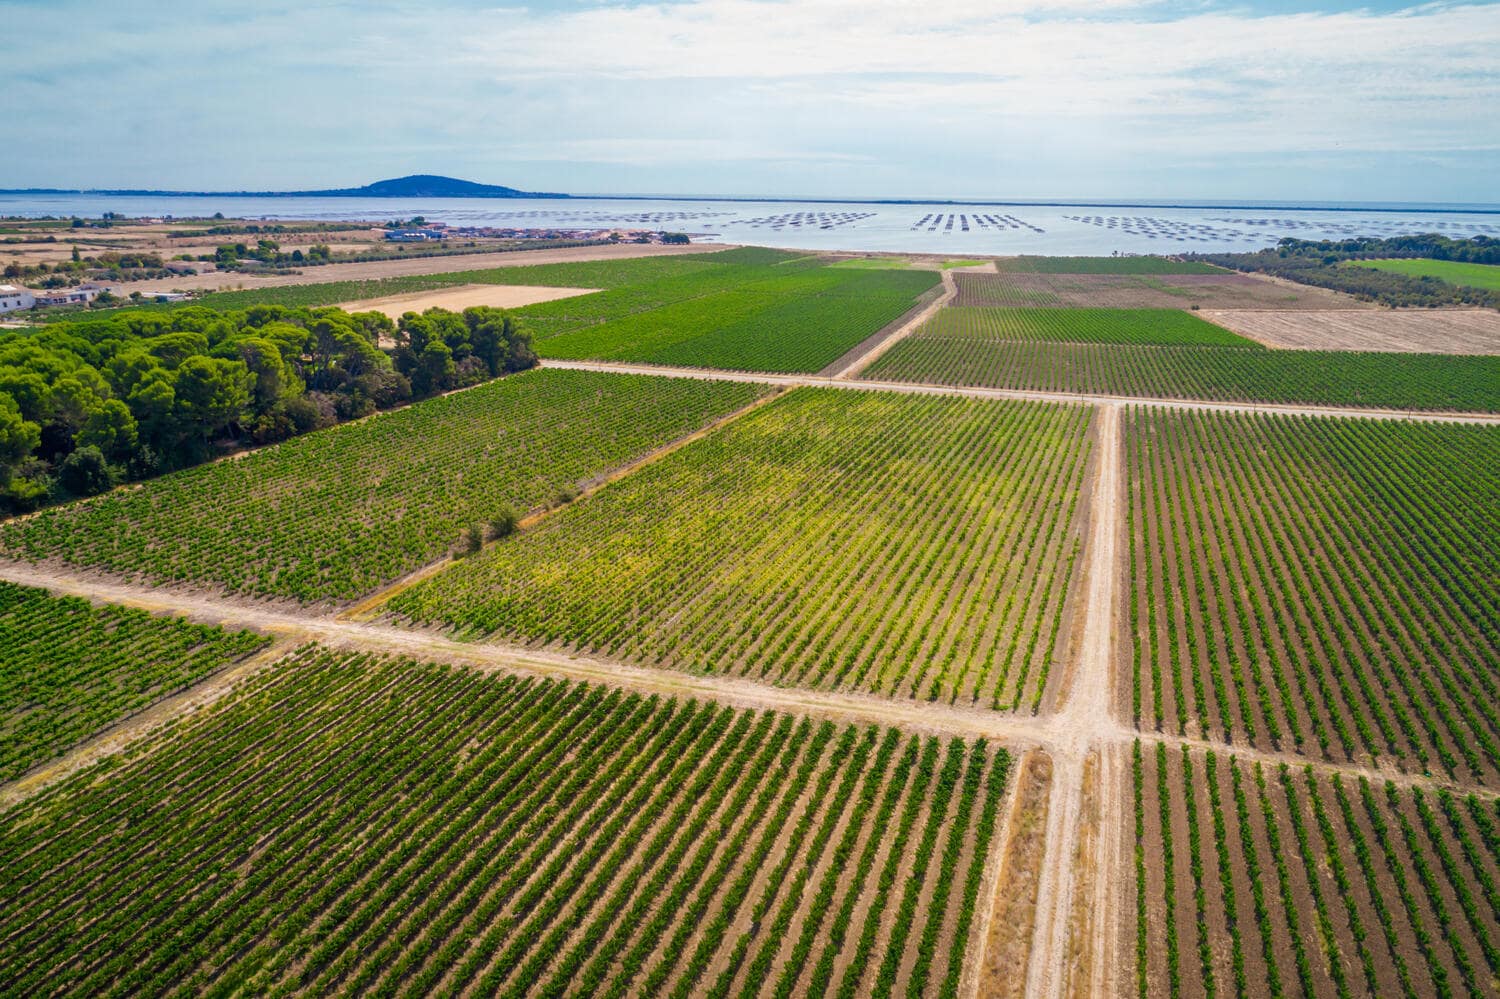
[993,257,1224,275]
[389,389,1094,709]
[1351,258,1500,292]
[914,307,1259,347]
[526,265,939,372]
[0,369,768,604]
[1125,409,1500,780]
[0,646,1011,999]
[335,282,598,319]
[1135,742,1500,999]
[1201,308,1500,355]
[75,245,770,315]
[862,337,1500,411]
[953,272,1364,310]
[0,582,267,780]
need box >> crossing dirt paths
[540,357,1500,424]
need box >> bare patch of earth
[1201,308,1500,354]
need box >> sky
[2,0,1498,203]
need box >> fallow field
[0,646,1010,999]
[0,369,769,604]
[389,388,1095,710]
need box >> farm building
[0,285,35,313]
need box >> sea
[5,193,1500,256]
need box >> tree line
[1191,235,1500,309]
[0,304,535,512]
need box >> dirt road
[540,357,1500,424]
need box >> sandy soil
[977,751,1053,999]
[1201,307,1500,354]
[93,241,727,295]
[336,283,599,319]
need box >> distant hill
[0,175,567,199]
[303,175,567,199]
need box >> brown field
[337,282,599,319]
[1136,741,1500,999]
[954,271,1366,310]
[1202,307,1500,354]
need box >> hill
[0,175,567,199]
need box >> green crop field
[61,246,780,316]
[531,266,938,372]
[1126,409,1500,780]
[0,369,769,604]
[0,646,1010,999]
[0,582,267,780]
[914,307,1259,347]
[1350,257,1500,292]
[863,337,1500,411]
[994,256,1223,275]
[390,388,1093,709]
[1136,742,1500,999]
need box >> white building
[0,285,36,314]
[33,285,109,308]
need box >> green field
[1350,257,1500,292]
[0,369,769,604]
[1128,410,1500,778]
[994,256,1223,275]
[530,266,938,371]
[0,582,267,780]
[71,246,938,373]
[864,337,1500,411]
[915,307,1259,347]
[828,257,912,269]
[0,645,1010,999]
[390,388,1093,709]
[1137,743,1500,999]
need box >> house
[384,228,448,242]
[33,284,110,308]
[0,285,35,314]
[152,292,191,303]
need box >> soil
[334,283,599,319]
[978,751,1054,999]
[1200,308,1500,354]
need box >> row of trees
[1192,235,1500,309]
[0,303,535,512]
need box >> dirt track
[540,357,1500,424]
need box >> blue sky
[2,0,1497,202]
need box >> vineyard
[1135,742,1500,999]
[528,266,939,373]
[1124,409,1500,780]
[389,388,1094,709]
[951,271,1352,310]
[993,257,1224,275]
[862,337,1500,412]
[0,582,267,781]
[0,646,1010,999]
[0,369,769,604]
[913,307,1259,347]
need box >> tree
[57,445,115,497]
[173,356,251,442]
[0,395,41,474]
[77,399,138,463]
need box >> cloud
[0,0,1496,200]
